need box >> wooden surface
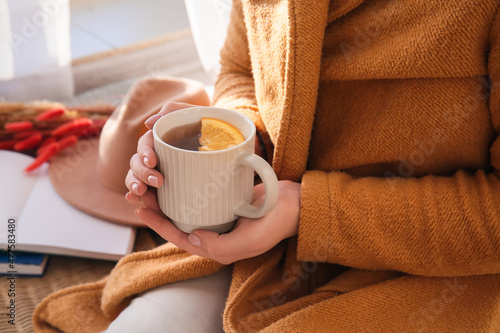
[70,0,190,59]
[73,30,212,95]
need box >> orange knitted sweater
[34,0,500,332]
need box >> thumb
[187,229,220,250]
[187,230,238,265]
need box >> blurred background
[0,0,231,101]
[70,0,190,60]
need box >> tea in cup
[152,107,279,233]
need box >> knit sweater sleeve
[212,0,270,155]
[297,13,500,278]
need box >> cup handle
[233,151,279,218]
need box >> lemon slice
[198,117,245,151]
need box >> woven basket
[0,228,158,333]
[0,256,115,333]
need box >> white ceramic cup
[152,107,279,233]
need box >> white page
[17,163,136,261]
[0,150,40,218]
[0,150,42,248]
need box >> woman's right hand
[125,102,200,207]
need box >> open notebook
[0,150,136,261]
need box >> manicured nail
[143,156,151,168]
[131,182,139,194]
[148,175,159,187]
[188,233,201,247]
[144,114,160,127]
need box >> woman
[123,0,500,331]
[37,0,500,331]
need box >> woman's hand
[125,101,265,203]
[125,101,297,264]
[136,180,301,265]
[125,102,199,204]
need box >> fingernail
[148,175,159,187]
[188,233,201,247]
[144,114,160,127]
[143,156,150,168]
[131,182,139,194]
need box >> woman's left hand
[137,180,301,265]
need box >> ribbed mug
[153,107,278,233]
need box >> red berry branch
[0,101,114,172]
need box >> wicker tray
[0,228,158,333]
